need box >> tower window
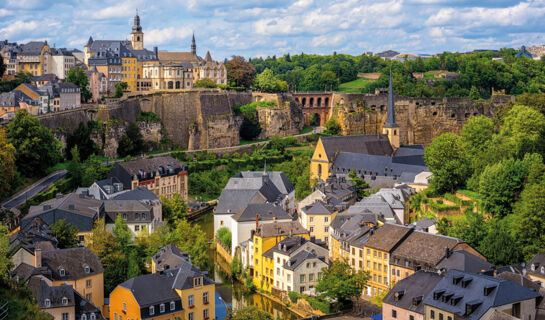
[137,36,140,41]
[394,130,397,135]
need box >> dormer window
[450,295,463,306]
[160,303,165,313]
[90,314,96,320]
[44,299,51,308]
[149,306,155,315]
[433,290,445,300]
[484,285,497,296]
[193,277,202,287]
[394,290,405,301]
[541,266,545,274]
[62,297,68,306]
[82,314,87,320]
[170,301,175,311]
[59,268,66,277]
[461,277,473,288]
[84,265,90,274]
[453,275,463,285]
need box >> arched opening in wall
[380,105,385,112]
[431,102,436,106]
[137,36,140,41]
[168,81,173,89]
[302,97,307,106]
[317,97,322,107]
[310,113,321,126]
[310,97,314,107]
[295,98,300,105]
[325,97,329,106]
[394,130,397,135]
[451,113,455,118]
[371,105,376,110]
[175,81,181,89]
[433,111,437,116]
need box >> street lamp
[218,296,231,320]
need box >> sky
[1,0,545,60]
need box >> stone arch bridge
[292,92,332,126]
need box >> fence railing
[0,300,8,320]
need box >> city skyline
[1,0,545,59]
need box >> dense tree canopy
[225,56,256,88]
[316,260,369,303]
[117,122,144,157]
[7,110,62,177]
[161,194,188,225]
[50,219,79,249]
[66,67,92,102]
[0,128,16,197]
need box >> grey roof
[413,217,437,230]
[319,134,393,159]
[383,271,442,314]
[41,247,104,281]
[215,189,263,214]
[302,200,334,215]
[233,171,294,194]
[346,186,415,224]
[74,290,105,320]
[256,221,308,238]
[284,250,327,271]
[527,253,545,278]
[102,200,153,223]
[9,217,58,256]
[423,269,541,320]
[152,244,191,273]
[231,203,291,222]
[435,249,494,274]
[263,236,315,258]
[20,41,47,55]
[394,145,425,157]
[29,277,75,309]
[331,152,428,178]
[113,186,159,201]
[384,69,398,128]
[364,223,413,252]
[330,212,374,243]
[24,193,103,232]
[12,262,42,282]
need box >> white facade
[51,55,75,79]
[273,254,328,294]
[230,217,292,256]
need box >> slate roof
[412,217,436,230]
[113,186,159,201]
[391,231,463,268]
[29,277,75,308]
[263,236,313,258]
[302,200,334,215]
[215,189,263,214]
[233,171,294,194]
[423,269,541,320]
[435,250,494,274]
[12,262,42,281]
[20,41,47,55]
[74,290,105,320]
[152,244,191,273]
[158,51,201,63]
[41,247,104,281]
[383,271,442,314]
[102,200,153,223]
[284,250,327,271]
[330,212,374,243]
[231,203,291,222]
[527,253,545,279]
[394,145,425,157]
[319,134,393,160]
[9,217,58,256]
[114,156,186,177]
[256,221,308,238]
[331,152,428,178]
[364,223,413,252]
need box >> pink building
[86,66,107,103]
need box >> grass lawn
[339,78,375,93]
[300,126,314,134]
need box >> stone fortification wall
[330,93,512,146]
[253,92,304,138]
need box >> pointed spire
[86,36,93,47]
[132,9,142,32]
[384,67,399,128]
[204,50,212,62]
[191,32,197,55]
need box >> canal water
[192,212,301,320]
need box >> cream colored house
[299,200,337,243]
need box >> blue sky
[1,0,545,60]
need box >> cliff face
[330,93,512,146]
[90,121,162,158]
[253,92,304,138]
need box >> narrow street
[1,170,68,209]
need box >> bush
[194,78,217,88]
[324,118,341,135]
[216,227,232,249]
[305,296,331,314]
[136,111,161,123]
[288,291,300,303]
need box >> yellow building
[250,221,309,292]
[328,212,378,262]
[122,56,138,91]
[18,41,52,76]
[299,200,338,243]
[363,224,412,297]
[310,135,393,182]
[110,249,215,320]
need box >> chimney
[34,248,42,268]
[154,46,158,57]
[255,214,259,231]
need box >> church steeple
[382,68,400,150]
[130,9,144,50]
[191,33,196,55]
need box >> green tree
[66,121,98,160]
[161,194,188,225]
[316,260,369,303]
[67,146,84,188]
[478,217,522,265]
[349,170,370,201]
[324,118,341,135]
[216,227,232,249]
[513,182,545,259]
[113,214,132,249]
[117,122,144,157]
[0,224,11,280]
[50,219,79,249]
[0,53,5,78]
[7,109,62,177]
[478,159,527,218]
[500,104,545,157]
[194,78,217,88]
[469,85,480,100]
[0,128,16,197]
[14,71,33,84]
[66,67,92,102]
[231,306,273,320]
[424,133,470,193]
[114,82,128,98]
[447,210,487,249]
[225,56,256,88]
[254,68,286,92]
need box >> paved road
[2,170,68,209]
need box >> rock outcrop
[253,92,304,138]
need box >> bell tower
[130,9,144,50]
[382,68,400,151]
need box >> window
[309,273,314,281]
[204,308,209,319]
[392,309,397,318]
[59,268,66,277]
[188,312,194,320]
[392,268,395,275]
[160,303,165,313]
[287,274,291,281]
[86,293,92,301]
[62,297,68,306]
[310,227,314,232]
[82,315,88,320]
[324,217,329,223]
[300,275,305,282]
[378,252,382,258]
[324,226,329,232]
[439,313,444,320]
[430,310,435,319]
[135,225,140,231]
[410,316,414,320]
[384,254,388,260]
[203,292,209,304]
[62,313,69,320]
[188,295,194,307]
[194,277,202,287]
[44,299,51,308]
[170,301,175,311]
[86,279,92,288]
[149,306,155,315]
[123,302,127,311]
[310,217,314,223]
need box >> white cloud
[146,26,193,45]
[0,9,13,17]
[0,20,39,38]
[312,33,345,47]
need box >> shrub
[136,111,161,123]
[216,227,232,249]
[305,296,331,314]
[288,291,300,303]
[194,78,217,88]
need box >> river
[192,212,301,320]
